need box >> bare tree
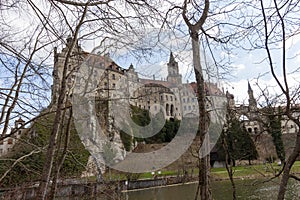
[180,1,212,199]
[257,1,300,199]
[1,0,165,199]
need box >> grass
[211,161,300,179]
[95,161,300,182]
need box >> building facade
[51,37,225,123]
[0,118,27,156]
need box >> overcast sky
[2,0,300,108]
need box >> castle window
[254,127,258,134]
[166,95,168,100]
[248,128,252,133]
[112,83,116,88]
[170,104,174,116]
[166,104,170,116]
[112,74,116,80]
[170,96,173,101]
[8,138,13,145]
[160,95,163,101]
[183,98,186,103]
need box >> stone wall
[0,176,194,200]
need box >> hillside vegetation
[0,111,89,187]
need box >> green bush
[0,111,90,187]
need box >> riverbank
[104,161,300,184]
[1,162,300,199]
[101,161,300,193]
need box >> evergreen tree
[119,106,181,148]
[265,106,285,163]
[217,118,258,166]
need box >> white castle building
[51,37,224,122]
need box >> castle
[51,36,224,124]
[48,37,226,173]
[1,36,299,164]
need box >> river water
[123,178,300,200]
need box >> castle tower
[15,117,25,129]
[51,36,83,106]
[167,52,182,85]
[248,81,257,112]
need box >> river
[123,178,300,200]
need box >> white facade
[0,118,26,156]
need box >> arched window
[166,103,170,116]
[248,128,252,133]
[254,127,258,134]
[170,104,174,116]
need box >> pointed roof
[16,117,25,123]
[129,63,134,70]
[169,51,175,63]
[66,34,72,46]
[248,81,253,92]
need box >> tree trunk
[48,108,72,200]
[36,5,89,199]
[277,133,300,200]
[191,29,212,200]
[222,131,236,200]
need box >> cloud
[233,64,246,71]
[225,71,300,106]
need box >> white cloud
[232,64,246,71]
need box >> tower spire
[248,81,253,93]
[169,51,175,63]
[247,81,257,112]
[167,52,182,84]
